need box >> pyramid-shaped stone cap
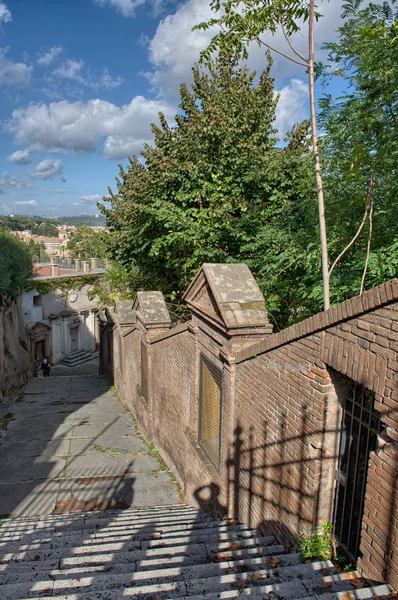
[115,300,136,325]
[183,263,271,331]
[132,291,171,327]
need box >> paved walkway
[0,375,179,517]
[37,357,100,378]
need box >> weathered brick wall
[100,277,398,588]
[233,334,328,540]
[150,325,194,487]
[233,280,398,587]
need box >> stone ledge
[235,278,398,365]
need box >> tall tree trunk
[309,0,330,310]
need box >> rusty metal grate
[333,383,384,560]
[141,341,148,401]
[198,355,222,471]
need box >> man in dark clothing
[38,359,52,377]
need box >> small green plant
[296,521,335,561]
[91,444,126,458]
[0,412,15,430]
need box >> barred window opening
[198,355,222,471]
[141,341,148,402]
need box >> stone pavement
[0,375,179,517]
[37,357,100,378]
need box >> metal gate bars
[198,354,223,472]
[333,382,384,560]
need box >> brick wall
[100,277,398,588]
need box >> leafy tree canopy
[0,230,32,300]
[319,0,398,299]
[67,227,110,261]
[100,54,320,327]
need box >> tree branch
[329,172,374,279]
[360,177,375,295]
[279,18,309,63]
[257,38,308,67]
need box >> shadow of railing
[225,412,340,543]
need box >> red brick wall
[101,278,398,588]
[233,280,398,587]
[150,326,194,487]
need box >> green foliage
[25,274,100,296]
[100,55,318,326]
[0,216,59,234]
[88,261,138,307]
[67,227,110,260]
[0,230,32,300]
[193,0,319,61]
[319,0,398,299]
[0,216,36,232]
[31,222,58,237]
[296,521,335,561]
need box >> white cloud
[37,46,63,66]
[14,199,37,206]
[0,2,11,26]
[0,172,33,191]
[52,59,123,89]
[53,59,84,81]
[6,96,175,159]
[81,194,101,202]
[31,158,65,181]
[146,0,217,97]
[274,79,309,136]
[0,48,32,88]
[146,0,346,99]
[93,0,146,18]
[7,148,32,166]
[47,188,67,194]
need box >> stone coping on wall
[30,270,106,281]
[150,322,189,345]
[133,291,171,327]
[235,278,398,365]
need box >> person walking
[38,359,52,377]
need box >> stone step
[0,553,303,585]
[0,511,204,537]
[180,582,393,600]
[0,519,230,545]
[184,559,336,597]
[0,507,391,600]
[0,506,201,532]
[0,558,337,598]
[0,524,261,552]
[61,352,94,367]
[0,534,276,567]
[0,505,200,526]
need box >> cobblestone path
[0,375,179,517]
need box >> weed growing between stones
[91,443,127,457]
[294,521,335,561]
[0,412,15,430]
[110,385,184,500]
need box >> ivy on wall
[25,275,102,297]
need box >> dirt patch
[75,475,120,485]
[54,496,129,514]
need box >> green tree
[101,55,318,326]
[67,227,110,260]
[194,0,331,309]
[0,216,34,232]
[319,0,398,299]
[0,230,32,299]
[31,221,59,237]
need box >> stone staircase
[0,505,392,600]
[61,350,95,368]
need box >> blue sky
[0,0,347,217]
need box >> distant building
[22,261,105,367]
